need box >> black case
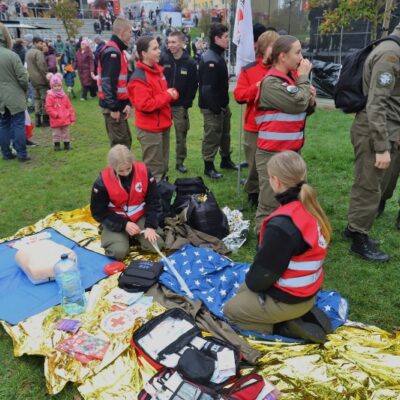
[118,260,163,293]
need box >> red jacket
[233,58,271,133]
[128,61,173,132]
[101,161,148,223]
[45,91,75,128]
[260,201,327,298]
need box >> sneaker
[26,139,38,147]
[80,98,86,101]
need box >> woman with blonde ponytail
[224,151,331,342]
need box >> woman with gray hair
[90,144,164,259]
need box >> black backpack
[334,35,400,113]
[173,176,208,211]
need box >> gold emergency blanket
[1,208,400,399]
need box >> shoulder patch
[286,85,299,94]
[377,72,394,87]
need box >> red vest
[97,40,129,100]
[260,201,327,298]
[101,162,148,222]
[255,69,306,152]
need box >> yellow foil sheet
[2,208,400,399]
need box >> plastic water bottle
[54,253,86,315]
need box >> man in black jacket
[159,31,198,173]
[98,17,132,148]
[198,23,237,179]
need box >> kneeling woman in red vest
[224,151,331,339]
[90,144,164,260]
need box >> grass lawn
[1,92,399,399]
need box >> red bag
[223,373,280,400]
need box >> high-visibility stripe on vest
[97,41,129,100]
[256,69,306,152]
[260,200,327,298]
[101,162,148,223]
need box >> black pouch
[177,348,215,385]
[118,260,163,293]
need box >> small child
[45,73,76,151]
[63,64,77,99]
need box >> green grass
[1,92,400,399]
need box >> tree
[51,0,84,40]
[309,0,394,40]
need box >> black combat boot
[42,114,50,127]
[34,114,42,128]
[176,163,187,173]
[54,142,61,151]
[342,226,379,246]
[350,232,390,262]
[204,161,223,179]
[247,192,259,208]
[220,156,239,170]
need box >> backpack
[173,176,208,211]
[334,35,400,113]
[157,179,176,227]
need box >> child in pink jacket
[45,73,76,151]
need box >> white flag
[233,0,255,76]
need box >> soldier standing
[159,31,198,174]
[254,36,315,235]
[344,23,400,262]
[198,23,238,179]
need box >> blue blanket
[160,244,348,341]
[0,228,112,325]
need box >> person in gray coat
[0,23,30,161]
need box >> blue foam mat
[0,228,112,325]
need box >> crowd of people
[1,14,399,339]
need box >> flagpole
[237,104,243,202]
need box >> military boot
[204,161,223,179]
[34,114,42,128]
[342,226,379,246]
[220,156,239,170]
[350,232,389,262]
